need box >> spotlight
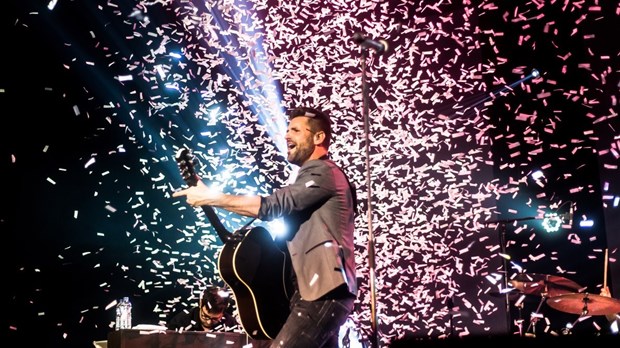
[542,201,574,233]
[542,212,562,233]
[267,219,288,239]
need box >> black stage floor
[389,333,620,347]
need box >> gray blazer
[258,158,357,301]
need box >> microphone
[352,32,388,54]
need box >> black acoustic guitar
[175,147,291,340]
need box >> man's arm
[212,194,261,217]
[172,180,261,217]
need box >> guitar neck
[201,205,232,243]
[176,150,233,244]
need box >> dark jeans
[269,288,356,348]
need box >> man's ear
[313,131,325,145]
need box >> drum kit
[500,272,620,335]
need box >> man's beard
[287,140,313,166]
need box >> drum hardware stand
[561,314,587,335]
[561,294,593,335]
[514,298,525,336]
[526,289,548,336]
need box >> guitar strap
[231,217,257,241]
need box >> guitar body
[175,147,291,340]
[218,226,292,340]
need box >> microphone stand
[360,47,379,348]
[485,216,537,335]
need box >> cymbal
[546,293,620,316]
[509,273,583,297]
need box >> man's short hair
[287,107,332,148]
[200,286,230,314]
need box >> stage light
[209,108,221,125]
[267,219,287,239]
[541,201,574,233]
[169,51,183,60]
[541,213,562,233]
[530,170,544,181]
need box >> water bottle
[115,296,132,330]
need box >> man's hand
[172,180,222,207]
[601,286,611,298]
[599,286,619,325]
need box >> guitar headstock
[175,147,199,187]
[174,147,233,242]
